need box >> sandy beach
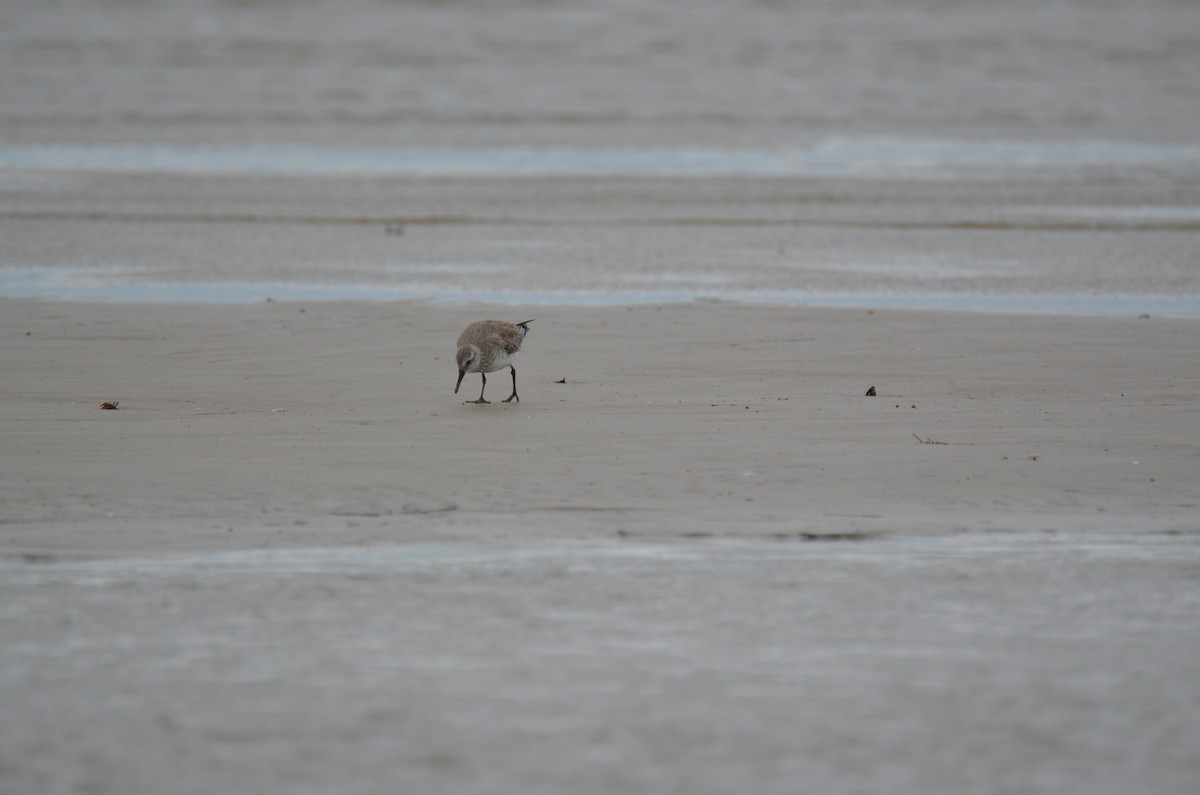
[3,295,1200,795]
[2,298,1198,555]
[3,0,1200,792]
[3,297,1200,795]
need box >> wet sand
[5,133,1200,795]
[3,534,1197,795]
[3,297,1200,795]
[4,166,1199,311]
[3,298,1198,556]
[3,297,1200,794]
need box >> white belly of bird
[481,349,515,373]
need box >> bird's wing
[492,328,524,355]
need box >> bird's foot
[464,398,491,405]
[502,393,519,403]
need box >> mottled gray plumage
[454,319,534,403]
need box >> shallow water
[4,0,1200,315]
[4,140,1199,178]
[3,532,1195,580]
[4,265,1199,316]
[4,0,1199,149]
[4,532,1199,794]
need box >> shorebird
[454,319,534,404]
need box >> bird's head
[454,345,478,393]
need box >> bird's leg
[465,372,490,404]
[502,365,519,403]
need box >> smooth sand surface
[3,299,1200,795]
[3,299,1198,555]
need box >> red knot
[454,319,534,404]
